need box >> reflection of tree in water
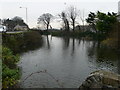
[62,37,70,49]
[86,41,118,73]
[46,35,50,49]
[70,38,76,56]
[87,41,97,58]
[78,38,82,46]
[62,37,76,56]
[87,41,117,62]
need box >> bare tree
[79,10,85,31]
[68,6,78,31]
[37,13,53,30]
[59,11,69,31]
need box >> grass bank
[50,30,105,41]
[2,31,43,88]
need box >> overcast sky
[0,0,120,28]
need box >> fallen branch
[21,70,64,88]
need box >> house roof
[14,24,28,28]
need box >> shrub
[3,31,43,54]
[2,64,19,88]
[2,47,19,68]
[2,46,20,88]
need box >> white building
[14,24,28,31]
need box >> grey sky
[0,0,119,28]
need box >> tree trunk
[72,20,75,31]
[66,19,69,31]
[47,24,49,31]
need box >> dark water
[18,35,119,88]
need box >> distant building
[14,24,28,31]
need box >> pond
[18,35,119,88]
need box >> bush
[2,64,19,88]
[2,46,20,88]
[2,47,19,68]
[3,31,43,54]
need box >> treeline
[37,6,119,41]
[86,11,117,40]
[37,9,119,50]
[86,11,120,49]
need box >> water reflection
[86,41,118,73]
[19,36,119,88]
[62,37,70,49]
[87,41,118,61]
[71,38,75,56]
[62,37,76,57]
[46,35,50,49]
[78,39,81,46]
